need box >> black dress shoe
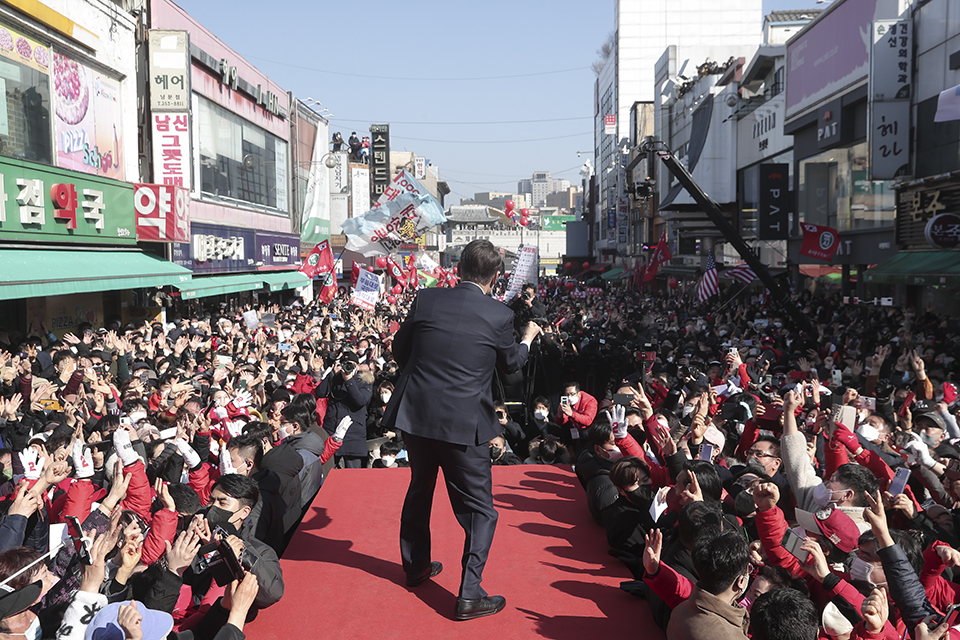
[454,595,506,621]
[406,561,442,587]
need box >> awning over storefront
[0,250,191,301]
[862,251,960,287]
[177,274,266,300]
[260,271,311,292]
[600,267,625,280]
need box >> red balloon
[453,266,458,274]
[375,256,387,269]
[519,217,529,227]
[387,295,397,304]
[389,285,400,294]
[504,199,515,213]
[366,265,375,272]
[669,278,679,290]
[564,261,573,270]
[520,208,529,216]
[564,281,576,291]
[582,261,590,269]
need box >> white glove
[209,438,220,457]
[225,419,245,439]
[904,433,937,469]
[334,416,352,441]
[606,405,627,440]
[175,438,202,469]
[113,428,139,467]
[18,449,43,481]
[219,447,236,476]
[72,440,94,479]
[212,406,228,420]
[233,390,253,409]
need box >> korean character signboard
[255,231,300,269]
[148,31,190,111]
[869,20,911,181]
[0,156,134,244]
[172,223,255,273]
[134,183,189,242]
[369,123,390,204]
[152,113,191,190]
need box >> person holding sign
[382,239,541,620]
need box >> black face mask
[733,490,757,518]
[625,484,654,507]
[490,446,502,462]
[205,505,235,530]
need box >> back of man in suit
[382,239,541,621]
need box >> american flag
[698,251,719,302]
[728,264,757,285]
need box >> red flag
[350,262,360,289]
[643,232,672,282]
[407,265,420,289]
[799,223,839,261]
[299,240,335,279]
[317,271,337,304]
[385,256,407,283]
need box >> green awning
[177,274,266,300]
[0,249,191,301]
[601,267,625,280]
[862,251,960,287]
[260,270,311,292]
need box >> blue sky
[176,0,828,205]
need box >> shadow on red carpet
[246,465,663,640]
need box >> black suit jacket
[382,283,529,446]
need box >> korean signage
[758,163,790,240]
[147,30,189,111]
[172,222,255,273]
[541,215,574,231]
[330,151,349,193]
[0,156,134,244]
[869,19,911,182]
[255,231,300,269]
[414,156,426,180]
[350,166,369,217]
[896,181,960,249]
[134,183,189,242]
[151,113,190,189]
[925,213,960,250]
[870,101,909,180]
[604,114,616,135]
[53,51,124,180]
[369,124,390,202]
[617,197,629,248]
[350,268,381,311]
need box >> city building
[518,171,569,208]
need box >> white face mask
[567,394,580,406]
[380,456,396,467]
[682,404,696,418]
[534,409,549,421]
[849,557,884,589]
[813,482,838,508]
[10,615,41,640]
[278,425,292,440]
[602,446,623,463]
[381,392,392,404]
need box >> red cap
[795,505,859,553]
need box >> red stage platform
[246,465,662,640]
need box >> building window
[770,67,784,98]
[197,95,287,212]
[0,23,52,164]
[797,141,894,232]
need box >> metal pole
[641,140,814,335]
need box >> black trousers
[399,431,498,599]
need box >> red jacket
[555,391,598,431]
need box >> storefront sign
[256,231,300,268]
[0,23,49,76]
[414,156,426,180]
[351,166,369,218]
[134,183,189,242]
[758,163,790,240]
[148,30,190,111]
[172,223,255,273]
[617,197,629,247]
[816,99,843,150]
[924,213,960,249]
[541,215,574,231]
[604,114,616,135]
[896,180,960,249]
[870,101,909,180]
[870,20,911,102]
[330,151,349,193]
[0,157,134,244]
[369,124,390,202]
[151,113,190,189]
[53,51,124,180]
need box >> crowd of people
[0,269,959,638]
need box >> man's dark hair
[242,421,272,443]
[833,463,879,507]
[380,441,401,457]
[167,482,202,516]
[754,434,781,458]
[281,405,311,434]
[44,430,72,457]
[458,239,502,285]
[684,460,722,503]
[678,501,725,549]
[537,438,560,463]
[609,456,649,490]
[211,474,260,510]
[587,422,613,448]
[693,529,750,595]
[53,350,77,368]
[563,381,581,393]
[226,433,263,469]
[750,588,819,640]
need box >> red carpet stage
[246,465,663,639]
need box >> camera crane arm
[640,140,815,335]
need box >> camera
[341,360,357,376]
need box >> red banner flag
[385,256,407,283]
[350,262,360,289]
[643,232,672,282]
[299,240,335,279]
[799,223,839,261]
[317,271,337,304]
[407,265,420,289]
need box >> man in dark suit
[382,239,541,621]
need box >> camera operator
[314,351,373,468]
[508,283,546,338]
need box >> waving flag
[728,264,757,285]
[299,240,335,279]
[697,251,719,303]
[643,232,672,283]
[341,191,446,257]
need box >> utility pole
[641,140,814,335]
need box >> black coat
[316,373,372,458]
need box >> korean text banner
[350,268,381,311]
[341,192,446,257]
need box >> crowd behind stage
[0,276,960,639]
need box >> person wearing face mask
[366,382,398,442]
[373,441,408,468]
[488,435,522,466]
[556,382,598,451]
[223,434,286,555]
[574,424,627,527]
